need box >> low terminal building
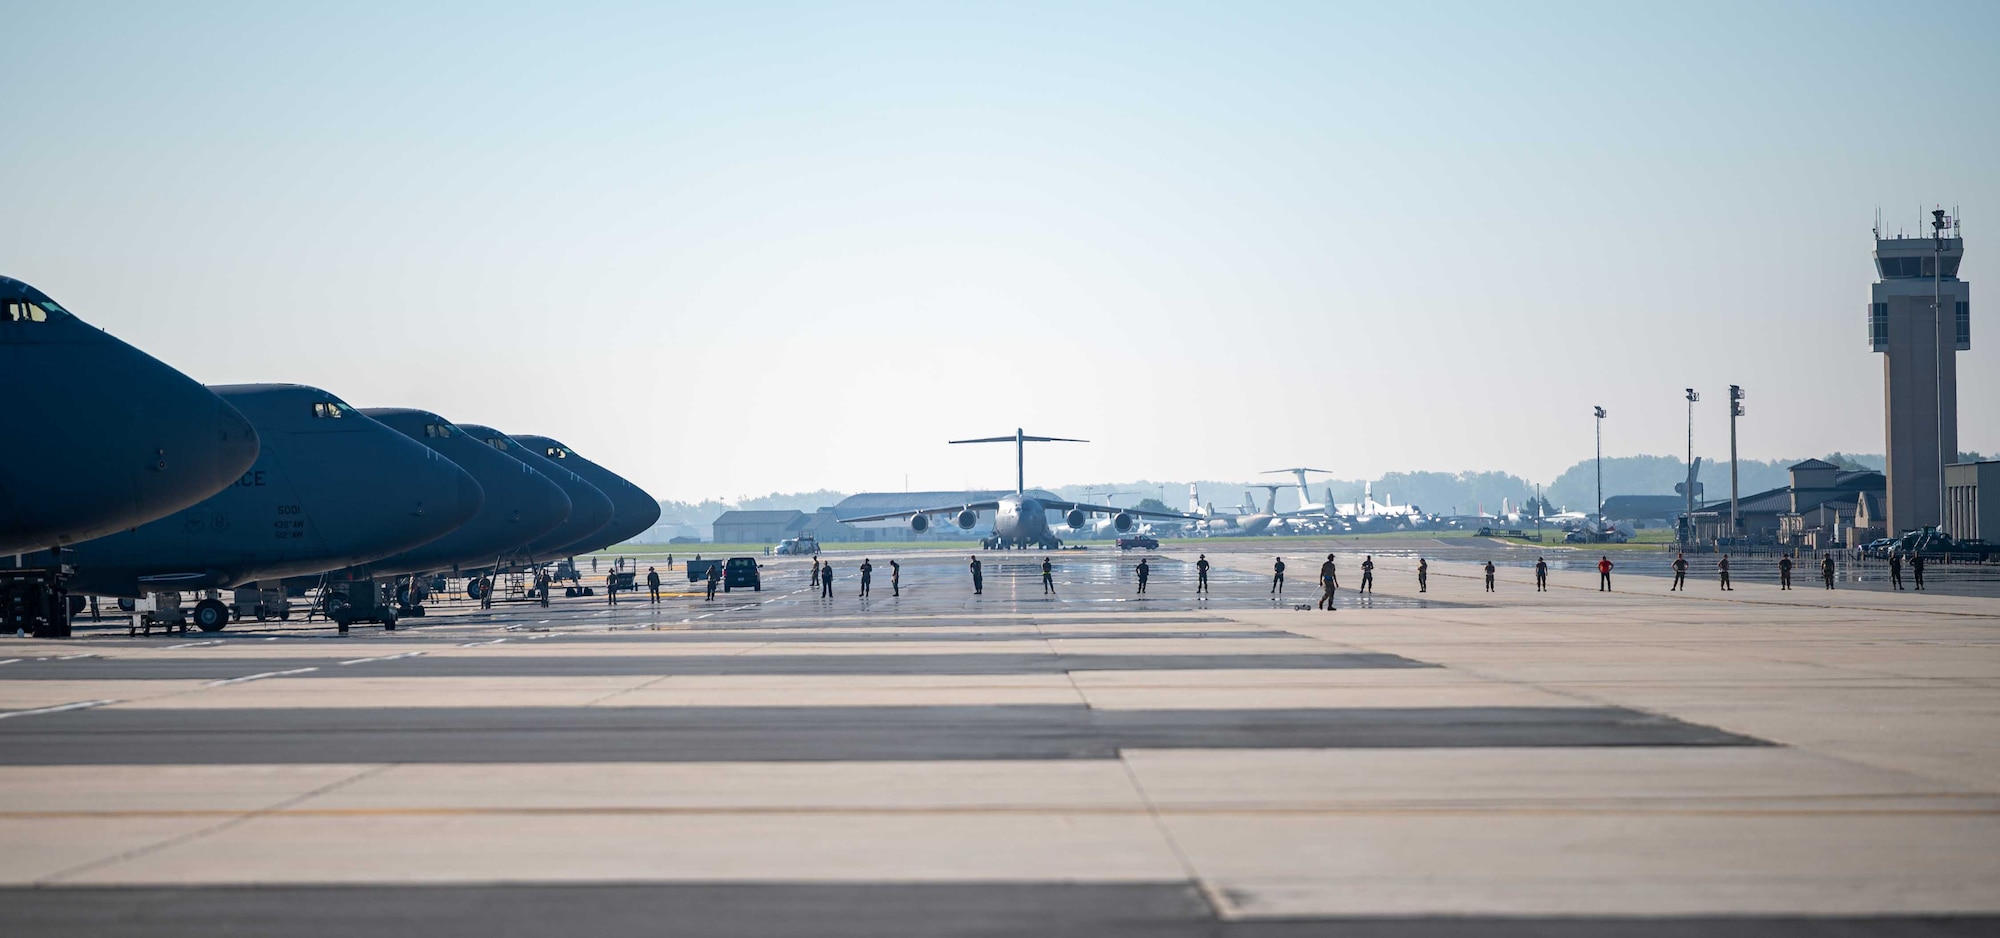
[710,510,809,545]
[1945,459,2000,541]
[1688,459,1885,550]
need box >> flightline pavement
[3,545,1997,935]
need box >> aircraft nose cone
[405,453,483,545]
[454,469,485,526]
[537,479,574,529]
[440,462,485,533]
[214,400,261,478]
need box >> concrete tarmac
[4,544,1998,934]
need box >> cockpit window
[487,438,509,451]
[311,402,347,419]
[2,300,64,323]
[545,446,569,458]
[424,423,452,438]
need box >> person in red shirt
[1597,556,1614,591]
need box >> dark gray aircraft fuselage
[25,385,482,597]
[358,409,573,577]
[1,276,261,556]
[512,436,659,556]
[457,425,612,563]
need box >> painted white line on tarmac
[0,659,20,666]
[338,652,426,666]
[166,641,222,649]
[206,667,319,687]
[458,639,507,648]
[0,699,120,720]
[55,654,96,660]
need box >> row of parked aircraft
[1181,471,1429,537]
[1,275,657,634]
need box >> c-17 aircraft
[837,429,1191,550]
[1,275,261,556]
[24,385,482,631]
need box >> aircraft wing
[1039,500,1194,520]
[836,501,1001,524]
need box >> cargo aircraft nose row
[0,276,260,556]
[2,275,657,636]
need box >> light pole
[1729,385,1744,540]
[1684,388,1700,548]
[1932,208,1948,531]
[1593,406,1606,540]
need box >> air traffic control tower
[1870,211,1969,535]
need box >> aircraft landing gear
[192,598,230,632]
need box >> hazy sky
[6,1,1995,502]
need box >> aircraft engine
[1065,509,1087,529]
[955,509,978,530]
[909,514,930,534]
[1112,512,1135,533]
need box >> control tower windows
[1877,255,1964,279]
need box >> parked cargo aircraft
[1,275,261,556]
[1262,467,1337,518]
[512,436,660,555]
[1336,481,1427,530]
[458,425,613,562]
[23,385,482,629]
[359,410,573,576]
[1186,484,1276,536]
[837,429,1191,550]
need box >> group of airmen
[803,557,902,599]
[620,548,1892,609]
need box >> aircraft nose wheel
[193,598,231,632]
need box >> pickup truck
[1116,536,1159,550]
[723,557,762,591]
